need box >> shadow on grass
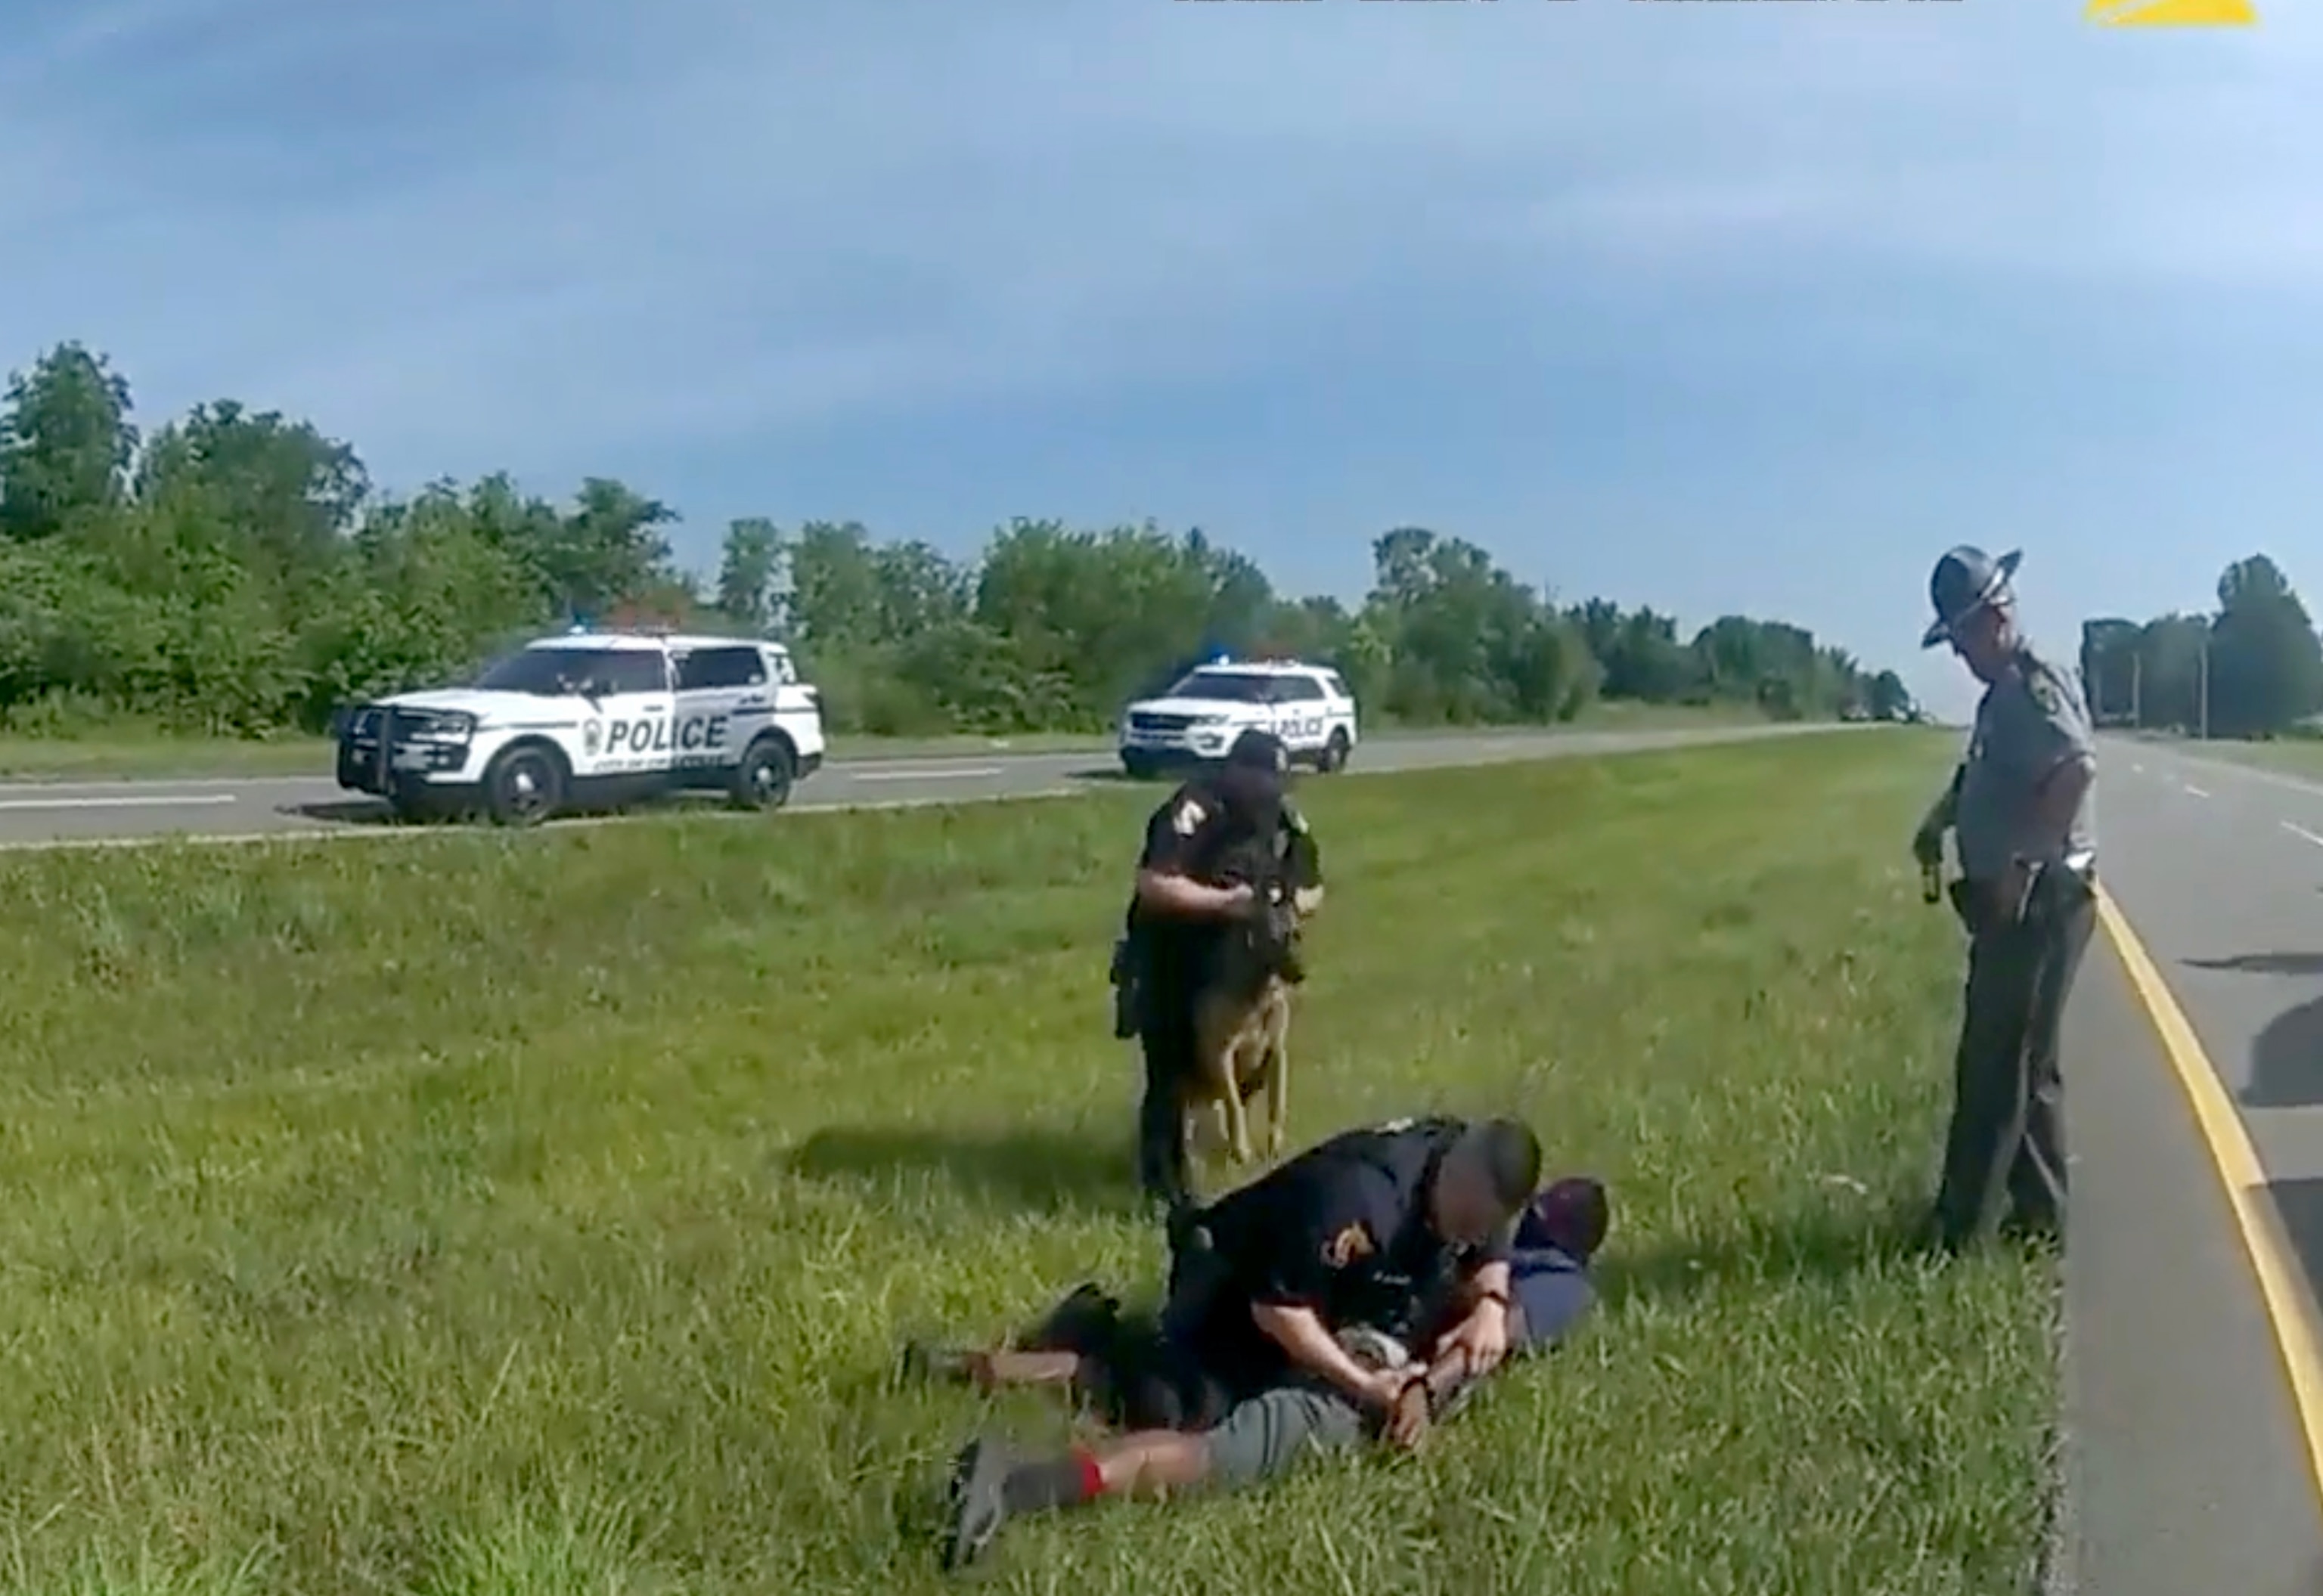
[788,1123,1140,1216]
[1596,1195,1932,1309]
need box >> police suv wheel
[485,745,563,828]
[1121,752,1158,781]
[730,736,796,811]
[1317,730,1351,773]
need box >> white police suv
[1117,656,1359,779]
[334,630,827,826]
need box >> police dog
[1185,875,1322,1168]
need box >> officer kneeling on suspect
[910,1115,1550,1573]
[1912,544,2097,1254]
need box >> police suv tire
[1121,752,1158,781]
[729,735,796,811]
[484,743,565,828]
[1317,729,1351,773]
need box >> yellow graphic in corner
[2086,0,2256,23]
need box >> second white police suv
[1117,655,1360,779]
[334,629,827,826]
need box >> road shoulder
[2063,923,2323,1595]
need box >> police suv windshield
[475,648,662,696]
[1165,670,1273,704]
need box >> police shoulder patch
[2024,666,2064,716]
[1323,1223,1375,1269]
[1172,798,1207,835]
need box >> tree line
[0,341,1910,739]
[2080,554,2323,739]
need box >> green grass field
[0,730,2056,1595]
[0,700,1773,781]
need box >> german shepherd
[1185,877,1323,1167]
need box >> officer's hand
[1443,1306,1511,1378]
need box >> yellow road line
[2097,885,2323,1498]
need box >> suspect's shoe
[1019,1282,1121,1353]
[941,1436,1014,1573]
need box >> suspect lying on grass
[0,733,2052,1595]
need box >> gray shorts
[1199,1380,1367,1489]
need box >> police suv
[334,630,827,826]
[1117,657,1359,779]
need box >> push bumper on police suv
[333,704,487,813]
[1118,710,1256,773]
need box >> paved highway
[2063,735,2323,1594]
[0,721,1866,850]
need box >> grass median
[0,730,2054,1595]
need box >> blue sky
[2,1,2315,722]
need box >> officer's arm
[1247,1178,1397,1403]
[1921,763,1965,836]
[2014,672,2097,853]
[1134,793,1250,919]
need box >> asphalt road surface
[2061,735,2323,1594]
[0,721,1866,849]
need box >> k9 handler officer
[1912,546,2097,1254]
[1112,728,1323,1210]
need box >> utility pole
[2198,626,2211,739]
[2130,649,2142,728]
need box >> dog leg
[1220,1071,1255,1165]
[1261,1001,1289,1159]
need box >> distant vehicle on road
[1116,656,1359,780]
[334,630,827,826]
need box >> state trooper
[1109,728,1323,1212]
[1912,546,2098,1254]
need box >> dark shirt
[1128,780,1322,987]
[1183,1117,1506,1390]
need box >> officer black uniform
[1914,546,2098,1253]
[1112,729,1323,1210]
[926,1115,1542,1572]
[1168,1114,1536,1393]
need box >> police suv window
[678,647,766,690]
[599,651,670,695]
[1279,677,1325,702]
[1323,672,1351,701]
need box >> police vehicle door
[1269,674,1329,755]
[671,643,766,778]
[579,648,678,781]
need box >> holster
[1109,934,1143,1038]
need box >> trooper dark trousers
[1932,868,2097,1249]
[1136,988,1200,1210]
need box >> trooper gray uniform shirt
[1955,646,2096,882]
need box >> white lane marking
[2284,822,2323,850]
[2184,784,2210,798]
[846,764,1007,783]
[0,792,238,812]
[0,775,267,795]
